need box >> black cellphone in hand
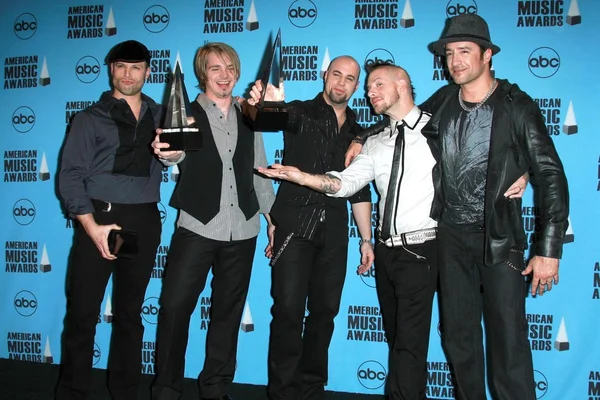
[108,229,139,258]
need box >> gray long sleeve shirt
[59,92,163,217]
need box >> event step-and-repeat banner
[1,1,599,398]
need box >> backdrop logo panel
[14,13,38,40]
[354,0,401,30]
[12,199,36,225]
[357,360,387,390]
[527,313,554,351]
[4,240,39,274]
[143,5,170,33]
[12,106,36,133]
[67,5,114,39]
[141,297,160,325]
[141,340,156,374]
[3,55,47,89]
[364,48,395,69]
[535,97,563,135]
[426,361,455,399]
[200,296,211,330]
[75,56,101,84]
[432,55,451,81]
[93,342,101,365]
[517,0,582,27]
[352,96,383,128]
[4,150,48,183]
[65,100,97,125]
[148,49,172,84]
[13,290,38,317]
[6,332,43,362]
[288,0,317,28]
[347,305,385,342]
[528,47,560,78]
[158,202,167,224]
[203,0,246,33]
[589,371,600,398]
[535,369,549,398]
[152,244,169,279]
[282,44,319,81]
[446,0,478,17]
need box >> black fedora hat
[106,40,151,64]
[428,14,500,56]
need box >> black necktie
[381,121,406,240]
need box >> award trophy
[252,28,288,132]
[159,63,202,151]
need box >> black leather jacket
[357,79,569,266]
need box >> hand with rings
[504,172,530,199]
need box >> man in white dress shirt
[259,62,436,399]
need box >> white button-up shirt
[328,106,437,236]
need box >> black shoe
[200,396,232,400]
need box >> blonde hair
[194,42,241,91]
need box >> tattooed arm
[257,164,342,194]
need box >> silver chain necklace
[458,79,497,112]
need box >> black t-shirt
[440,90,500,225]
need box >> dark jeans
[55,201,161,400]
[151,227,257,400]
[374,240,438,400]
[267,224,347,400]
[437,221,535,400]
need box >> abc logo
[288,0,318,28]
[14,13,37,40]
[158,202,167,225]
[93,342,101,366]
[359,265,376,288]
[12,106,36,133]
[14,290,38,317]
[141,297,160,324]
[534,370,548,398]
[528,47,560,79]
[13,199,36,226]
[357,360,387,390]
[75,56,101,84]
[446,1,478,17]
[364,48,396,70]
[143,5,170,33]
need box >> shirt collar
[196,93,238,111]
[387,106,422,137]
[314,92,357,124]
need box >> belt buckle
[102,202,112,212]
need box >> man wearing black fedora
[421,13,569,400]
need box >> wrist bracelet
[351,138,364,145]
[359,238,374,247]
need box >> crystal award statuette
[160,63,202,151]
[252,28,288,132]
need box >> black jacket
[358,80,569,266]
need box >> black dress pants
[437,221,535,400]
[55,201,161,400]
[267,223,348,400]
[374,239,438,400]
[151,227,257,400]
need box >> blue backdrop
[1,0,599,398]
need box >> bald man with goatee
[258,62,438,399]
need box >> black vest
[169,101,259,224]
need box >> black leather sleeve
[514,95,569,259]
